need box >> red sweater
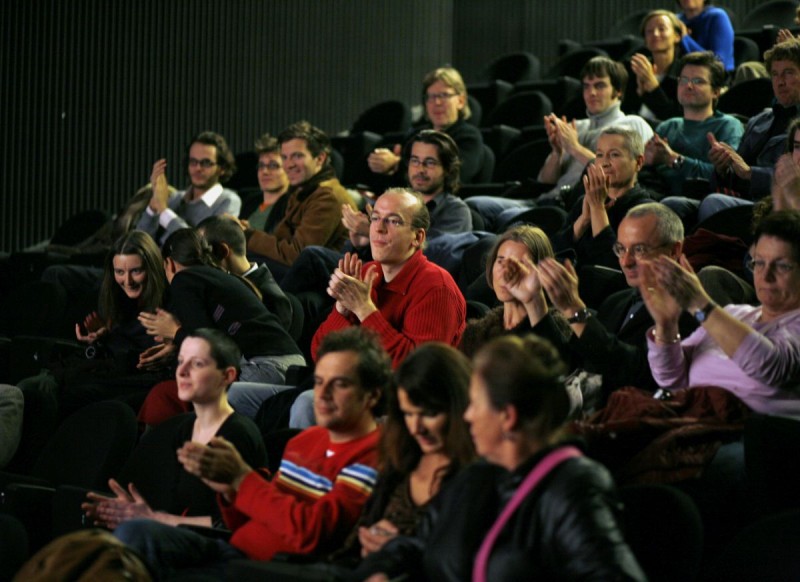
[311,251,466,368]
[220,426,380,560]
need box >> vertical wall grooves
[1,0,770,251]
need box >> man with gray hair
[536,202,696,398]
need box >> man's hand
[342,204,371,248]
[327,264,379,321]
[367,145,402,175]
[544,114,566,155]
[644,134,678,167]
[177,437,252,498]
[707,132,751,180]
[149,159,170,213]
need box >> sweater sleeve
[731,323,800,390]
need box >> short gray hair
[625,202,684,243]
[599,126,644,158]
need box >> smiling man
[243,121,354,277]
[137,131,242,244]
[313,188,466,368]
[114,327,390,578]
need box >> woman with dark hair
[75,230,166,367]
[349,342,474,559]
[82,328,266,529]
[355,334,644,581]
[460,225,570,361]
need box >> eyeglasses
[408,156,441,169]
[369,214,407,229]
[678,76,710,86]
[425,92,459,103]
[612,242,669,259]
[746,258,796,275]
[257,161,282,171]
[188,158,218,169]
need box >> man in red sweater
[113,327,391,579]
[312,187,467,368]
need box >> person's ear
[501,404,519,433]
[413,228,426,249]
[222,366,238,386]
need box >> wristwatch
[566,308,592,324]
[672,155,685,169]
[693,301,717,324]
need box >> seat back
[620,484,703,582]
[742,0,800,29]
[351,100,411,136]
[31,400,138,490]
[494,138,552,182]
[484,51,541,84]
[745,414,800,516]
[486,91,553,130]
[717,77,773,119]
[473,144,496,184]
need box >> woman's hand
[82,479,156,530]
[75,311,108,344]
[630,53,660,95]
[358,519,399,557]
[138,308,181,342]
[137,343,175,371]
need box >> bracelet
[653,329,681,344]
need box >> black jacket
[351,446,645,581]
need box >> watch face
[694,309,707,323]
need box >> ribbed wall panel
[2,0,454,252]
[0,0,781,252]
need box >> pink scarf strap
[472,446,582,582]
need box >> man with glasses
[138,131,242,244]
[313,188,466,369]
[537,202,696,398]
[643,52,743,223]
[367,67,484,191]
[694,39,800,222]
[238,133,291,234]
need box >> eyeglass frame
[369,213,410,229]
[424,91,460,103]
[188,158,219,169]
[408,156,441,169]
[678,76,710,86]
[257,161,282,172]
[745,257,797,275]
[611,241,672,260]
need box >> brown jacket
[246,166,354,265]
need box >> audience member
[242,121,354,279]
[548,127,653,269]
[82,329,266,529]
[114,327,390,579]
[239,133,291,233]
[313,188,466,369]
[354,334,645,581]
[467,57,654,230]
[537,203,696,397]
[138,228,304,384]
[643,209,800,416]
[137,131,241,245]
[628,9,686,121]
[771,117,800,211]
[646,52,743,203]
[675,0,735,73]
[280,189,466,428]
[459,225,570,361]
[703,40,800,213]
[198,215,294,332]
[0,385,23,469]
[367,67,484,188]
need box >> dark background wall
[0,0,775,252]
